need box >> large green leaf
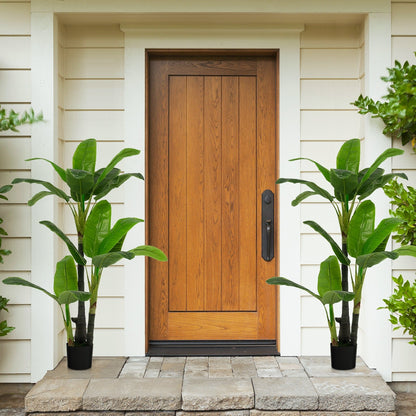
[330,169,358,201]
[358,172,408,200]
[40,221,86,265]
[0,185,12,194]
[92,251,135,269]
[361,218,403,255]
[357,168,384,195]
[317,255,342,297]
[347,200,375,257]
[360,148,404,185]
[12,178,70,202]
[72,138,96,173]
[336,139,361,173]
[394,245,416,257]
[276,178,334,202]
[291,191,317,206]
[84,200,112,257]
[2,277,57,301]
[54,256,78,297]
[57,290,90,305]
[95,148,140,187]
[290,157,330,182]
[93,168,120,196]
[304,220,350,265]
[94,172,144,200]
[321,290,355,305]
[266,276,321,301]
[26,157,67,182]
[356,251,399,268]
[28,191,54,206]
[130,245,168,261]
[66,169,95,201]
[98,217,143,254]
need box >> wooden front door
[148,52,278,343]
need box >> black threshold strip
[147,340,280,356]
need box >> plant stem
[328,304,338,346]
[351,271,364,345]
[65,304,74,346]
[86,268,99,346]
[338,241,351,344]
[74,238,87,344]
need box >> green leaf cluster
[353,56,416,147]
[381,275,416,345]
[270,139,406,346]
[0,106,43,132]
[0,296,14,337]
[0,185,12,264]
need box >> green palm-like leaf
[54,256,78,297]
[12,178,70,202]
[290,157,330,181]
[358,172,408,200]
[291,191,317,206]
[130,245,168,261]
[72,138,96,173]
[266,276,321,301]
[66,169,95,202]
[394,245,416,257]
[348,200,375,257]
[28,191,54,206]
[98,218,143,254]
[94,172,144,200]
[40,221,86,265]
[2,277,57,301]
[26,157,67,182]
[95,148,140,187]
[276,178,334,202]
[317,255,341,297]
[330,169,358,201]
[304,220,350,265]
[356,251,399,268]
[92,251,135,268]
[336,139,361,173]
[84,200,111,257]
[361,218,403,255]
[360,148,404,185]
[0,185,12,194]
[322,290,355,305]
[57,290,90,305]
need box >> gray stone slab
[25,378,89,412]
[276,357,302,371]
[300,356,378,378]
[254,356,279,369]
[144,368,160,378]
[281,369,308,378]
[127,357,150,363]
[120,361,148,378]
[300,413,396,416]
[83,378,182,411]
[28,413,124,416]
[125,412,175,416]
[253,377,318,410]
[184,370,209,378]
[178,411,250,416]
[44,357,126,379]
[311,376,396,411]
[251,410,301,416]
[256,367,282,378]
[209,357,232,369]
[182,377,254,410]
[209,368,234,378]
[186,356,209,371]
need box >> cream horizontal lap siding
[60,25,127,356]
[389,0,416,382]
[298,23,364,356]
[0,0,32,383]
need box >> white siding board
[391,37,416,64]
[0,37,30,69]
[0,374,30,383]
[95,298,124,328]
[92,328,124,356]
[0,238,30,271]
[64,25,124,48]
[0,3,30,35]
[300,80,360,110]
[0,138,30,169]
[301,296,328,327]
[98,266,125,297]
[64,80,124,110]
[301,327,330,355]
[300,203,339,234]
[3,305,31,340]
[64,48,124,79]
[392,339,416,372]
[0,340,30,373]
[0,205,31,237]
[63,110,124,141]
[391,145,416,169]
[300,141,342,170]
[392,3,416,36]
[301,24,362,48]
[301,110,361,140]
[301,234,339,265]
[0,172,31,204]
[301,49,360,79]
[0,70,31,102]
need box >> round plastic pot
[330,343,357,370]
[66,343,93,370]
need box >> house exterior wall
[0,0,32,383]
[390,0,416,382]
[0,0,415,383]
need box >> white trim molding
[121,23,304,356]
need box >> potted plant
[268,138,406,369]
[2,139,167,369]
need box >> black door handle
[262,190,274,261]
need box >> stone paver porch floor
[25,356,396,415]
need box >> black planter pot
[330,343,357,370]
[67,344,93,370]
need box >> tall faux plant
[6,139,166,347]
[269,139,406,346]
